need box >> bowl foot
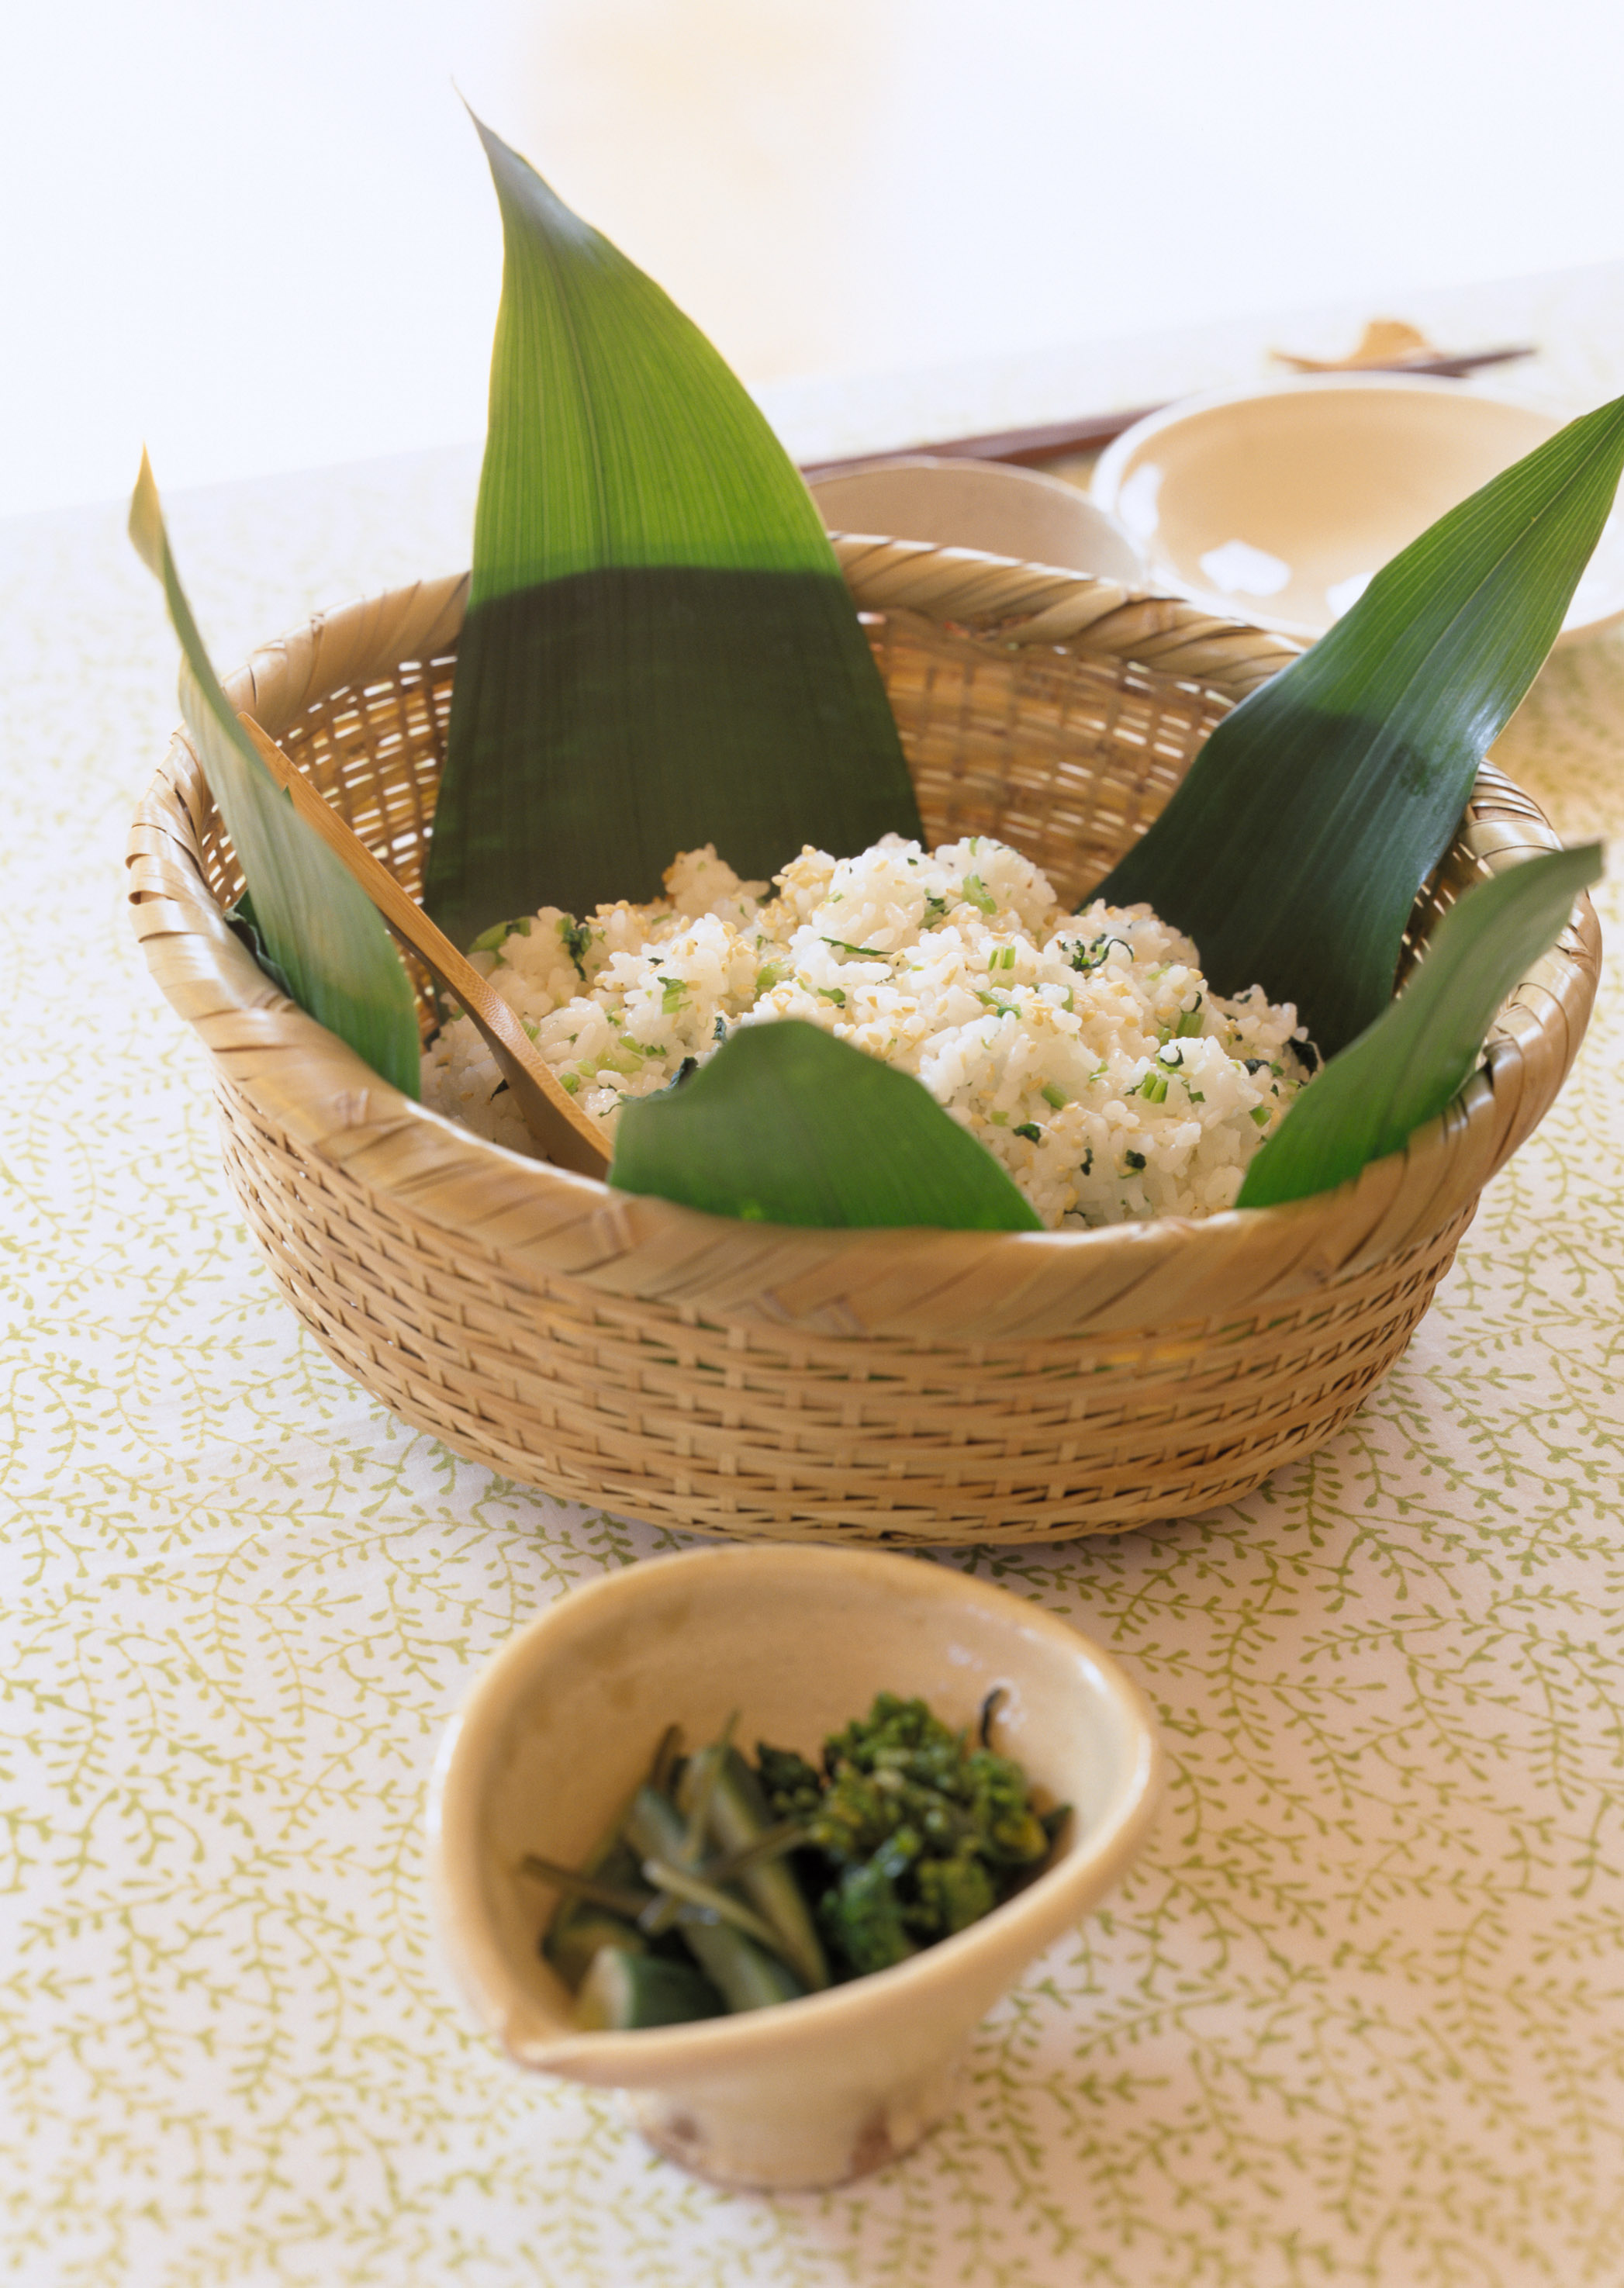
[621,2051,966,2192]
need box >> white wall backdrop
[4,0,1624,519]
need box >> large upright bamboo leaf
[1098,396,1624,1058]
[424,113,922,952]
[1238,842,1602,1210]
[610,1021,1042,1231]
[130,456,422,1097]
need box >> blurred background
[4,0,1624,520]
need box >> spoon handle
[236,713,612,1180]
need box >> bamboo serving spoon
[237,713,612,1180]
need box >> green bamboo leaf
[609,1021,1042,1232]
[423,112,922,952]
[1238,842,1602,1210]
[129,455,422,1097]
[1098,396,1624,1058]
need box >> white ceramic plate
[809,454,1144,583]
[1090,373,1624,645]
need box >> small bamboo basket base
[128,542,1600,1545]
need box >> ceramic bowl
[1091,373,1624,644]
[426,1544,1163,2191]
[809,454,1143,582]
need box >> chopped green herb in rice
[423,835,1311,1227]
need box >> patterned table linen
[3,275,1624,2286]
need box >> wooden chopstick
[797,346,1536,482]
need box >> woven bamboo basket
[127,539,1599,1545]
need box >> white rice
[421,835,1311,1228]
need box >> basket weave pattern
[128,542,1600,1544]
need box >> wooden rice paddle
[237,715,611,1179]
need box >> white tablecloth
[5,266,1624,2286]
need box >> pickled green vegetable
[524,1691,1063,2027]
[575,1946,725,2031]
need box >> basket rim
[126,541,1600,1346]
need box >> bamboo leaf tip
[465,102,593,248]
[127,449,165,579]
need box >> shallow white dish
[809,454,1143,582]
[1091,373,1624,644]
[426,1543,1163,2191]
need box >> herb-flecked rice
[421,835,1311,1228]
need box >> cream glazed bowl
[426,1544,1163,2192]
[1091,372,1624,644]
[807,454,1145,582]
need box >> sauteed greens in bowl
[529,1692,1065,2029]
